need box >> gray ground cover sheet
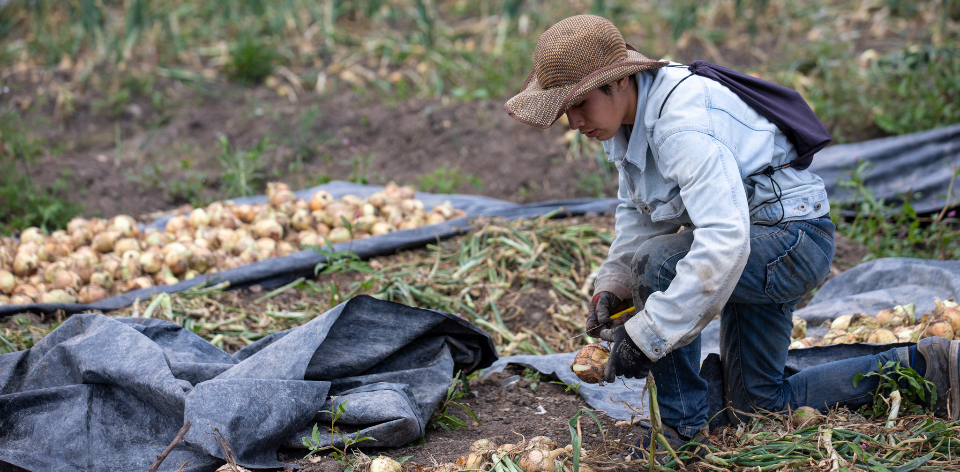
[0,295,497,471]
[485,257,960,429]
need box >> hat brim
[505,49,669,129]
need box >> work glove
[586,292,632,337]
[603,325,653,384]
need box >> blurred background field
[1,0,958,235]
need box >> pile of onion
[0,181,466,306]
[453,437,589,472]
[790,300,960,349]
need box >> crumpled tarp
[0,295,497,471]
[808,122,960,213]
[486,257,959,427]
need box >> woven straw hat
[505,15,668,129]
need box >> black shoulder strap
[658,72,695,119]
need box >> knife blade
[570,306,635,339]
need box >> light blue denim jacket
[595,65,830,362]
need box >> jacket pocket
[650,194,686,222]
[764,230,832,304]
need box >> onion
[526,437,557,451]
[121,251,143,279]
[156,266,179,286]
[20,227,45,245]
[868,328,897,343]
[164,216,188,234]
[164,245,189,275]
[291,209,313,231]
[360,203,376,217]
[114,237,141,255]
[830,315,852,331]
[101,255,123,279]
[109,215,139,238]
[235,204,256,223]
[496,444,517,458]
[426,213,446,225]
[875,308,908,327]
[277,241,297,257]
[254,219,284,240]
[193,238,213,250]
[791,317,807,339]
[369,456,402,472]
[90,269,114,289]
[71,227,92,247]
[432,201,455,219]
[216,228,238,252]
[381,204,403,222]
[183,269,201,280]
[41,289,77,304]
[518,448,563,472]
[189,208,211,228]
[353,215,379,233]
[71,261,92,284]
[397,216,423,230]
[935,299,960,332]
[471,439,497,454]
[78,285,108,303]
[371,222,392,236]
[791,406,822,428]
[67,217,89,234]
[13,252,39,276]
[328,227,351,244]
[53,270,82,292]
[923,320,955,340]
[140,252,163,274]
[309,191,334,211]
[368,191,389,208]
[92,231,121,253]
[571,344,610,384]
[400,199,424,214]
[12,284,39,300]
[189,247,214,273]
[125,276,154,291]
[0,270,14,294]
[460,453,484,471]
[340,194,363,207]
[268,185,297,207]
[73,247,100,265]
[10,294,34,304]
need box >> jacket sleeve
[624,131,751,362]
[594,161,681,301]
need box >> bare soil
[277,370,631,472]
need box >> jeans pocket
[764,230,832,304]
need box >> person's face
[564,77,633,141]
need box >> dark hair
[598,74,637,96]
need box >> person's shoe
[629,424,712,466]
[916,336,960,420]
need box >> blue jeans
[634,217,910,437]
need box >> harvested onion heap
[438,437,593,472]
[0,182,465,306]
[789,299,960,349]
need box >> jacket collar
[602,70,657,172]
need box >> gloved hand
[603,325,653,383]
[586,292,632,337]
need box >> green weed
[228,34,277,85]
[853,360,937,418]
[216,136,269,198]
[416,166,482,194]
[427,371,480,431]
[303,397,377,463]
[831,160,960,260]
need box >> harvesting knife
[570,306,635,339]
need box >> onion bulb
[426,213,446,225]
[934,299,960,332]
[189,208,211,228]
[291,209,313,231]
[432,202,455,219]
[400,199,424,214]
[340,194,363,207]
[13,252,39,276]
[91,270,114,289]
[114,237,141,255]
[571,344,610,384]
[125,276,154,291]
[101,256,123,279]
[309,191,333,211]
[328,227,351,244]
[371,222,392,236]
[20,227,45,245]
[277,241,297,257]
[471,439,497,454]
[140,252,163,274]
[92,231,121,253]
[71,227,92,247]
[235,204,256,223]
[67,218,89,234]
[163,244,189,275]
[12,284,39,300]
[875,307,908,327]
[121,251,143,279]
[165,216,189,234]
[369,456,402,472]
[53,270,82,292]
[109,215,139,238]
[10,294,34,305]
[78,285,108,304]
[867,328,897,344]
[791,317,807,340]
[368,191,389,208]
[923,320,954,340]
[189,246,214,273]
[254,219,283,240]
[40,289,77,304]
[830,315,852,331]
[517,448,564,472]
[0,270,14,294]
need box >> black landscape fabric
[0,295,497,471]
